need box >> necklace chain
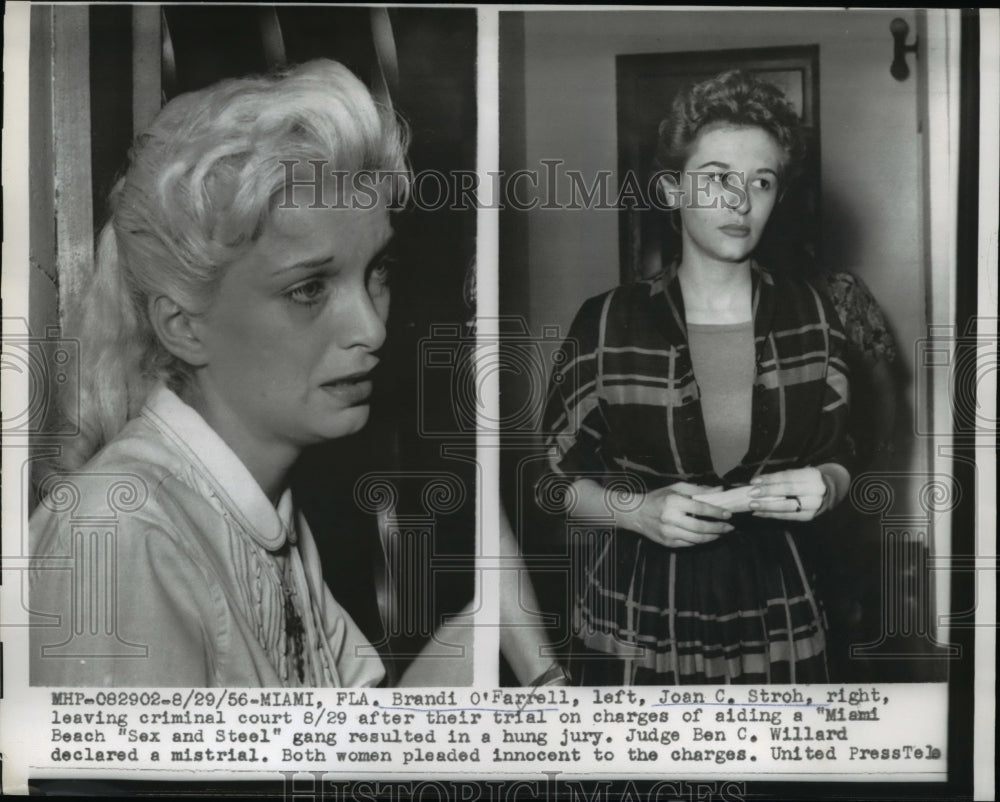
[283,562,306,684]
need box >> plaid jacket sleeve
[542,292,613,483]
[801,282,853,474]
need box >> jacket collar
[141,384,294,552]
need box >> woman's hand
[623,482,734,548]
[748,467,834,521]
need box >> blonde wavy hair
[60,59,409,470]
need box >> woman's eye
[368,258,394,294]
[751,177,773,191]
[286,279,329,306]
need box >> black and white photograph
[16,4,479,689]
[0,3,995,800]
[500,5,967,686]
[496,7,992,793]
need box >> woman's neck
[180,382,298,506]
[677,256,753,325]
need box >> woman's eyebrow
[695,160,730,170]
[273,255,335,275]
[368,238,394,266]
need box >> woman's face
[188,192,393,460]
[672,124,784,267]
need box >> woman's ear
[148,295,209,367]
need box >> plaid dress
[542,264,851,685]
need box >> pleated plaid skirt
[568,520,829,686]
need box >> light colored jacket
[29,385,384,687]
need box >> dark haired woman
[543,71,852,685]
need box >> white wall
[520,8,925,406]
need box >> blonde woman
[31,60,408,687]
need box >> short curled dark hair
[655,70,806,184]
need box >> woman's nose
[734,182,752,215]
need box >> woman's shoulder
[561,279,662,354]
[572,285,618,320]
[761,266,836,309]
[757,267,849,341]
[571,277,663,325]
[30,417,216,557]
[28,429,230,687]
[760,264,821,294]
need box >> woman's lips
[719,224,751,237]
[321,373,373,405]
